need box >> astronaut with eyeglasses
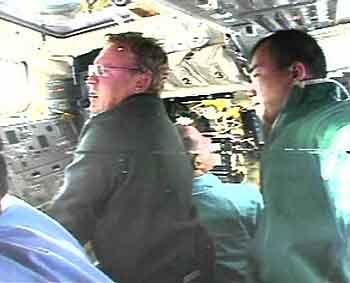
[47,32,212,283]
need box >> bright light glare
[320,126,350,219]
[0,61,30,115]
[316,0,329,22]
[336,0,350,22]
[313,23,350,73]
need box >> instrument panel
[0,117,79,209]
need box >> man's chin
[89,104,99,114]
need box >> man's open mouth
[88,93,98,99]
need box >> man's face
[87,43,143,113]
[249,42,294,113]
[186,126,216,173]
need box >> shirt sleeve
[0,226,114,283]
[47,151,118,244]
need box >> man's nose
[249,74,258,89]
[86,75,98,85]
[86,75,98,93]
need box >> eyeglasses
[88,64,142,77]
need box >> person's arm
[48,152,117,245]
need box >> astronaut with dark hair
[248,29,350,283]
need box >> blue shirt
[193,173,263,283]
[0,195,113,283]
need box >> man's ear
[134,70,153,93]
[194,155,202,169]
[194,155,207,172]
[289,62,309,81]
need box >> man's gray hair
[105,32,168,94]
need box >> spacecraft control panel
[0,117,79,209]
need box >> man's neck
[194,169,206,177]
[263,103,285,136]
[263,107,281,127]
[263,93,291,127]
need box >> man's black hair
[250,29,327,78]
